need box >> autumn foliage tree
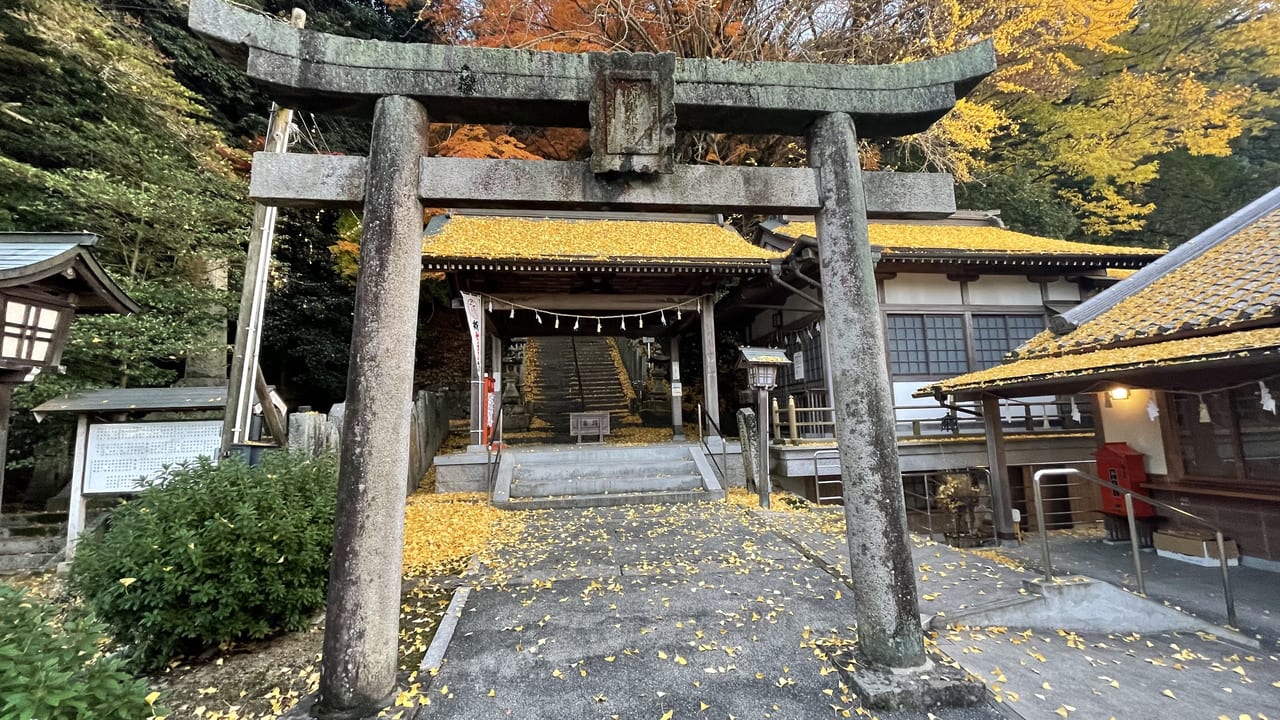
[417,0,1279,239]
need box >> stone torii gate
[189,1,994,714]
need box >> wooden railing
[771,394,1095,442]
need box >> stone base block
[831,652,986,711]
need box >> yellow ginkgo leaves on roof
[772,222,1162,257]
[924,326,1280,396]
[1019,211,1280,358]
[423,216,786,264]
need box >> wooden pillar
[808,112,925,669]
[669,338,684,440]
[0,384,10,519]
[62,414,90,563]
[221,10,306,454]
[699,295,720,438]
[318,95,428,718]
[982,393,1016,539]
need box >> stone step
[511,473,703,498]
[513,458,697,482]
[0,552,57,574]
[0,535,63,555]
[512,444,694,465]
[0,511,67,527]
[497,487,722,510]
[0,523,64,538]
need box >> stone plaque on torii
[188,0,994,715]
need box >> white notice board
[83,420,223,495]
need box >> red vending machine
[1094,442,1156,546]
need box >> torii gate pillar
[318,95,429,716]
[809,113,925,667]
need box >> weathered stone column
[317,95,429,718]
[808,112,926,669]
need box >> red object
[481,375,496,446]
[1094,442,1154,518]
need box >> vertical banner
[461,292,484,372]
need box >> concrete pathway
[416,503,1000,719]
[998,527,1280,649]
[417,502,1279,720]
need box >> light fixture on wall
[1108,386,1131,401]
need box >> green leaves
[0,586,160,720]
[68,452,339,673]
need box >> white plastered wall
[883,273,962,305]
[967,276,1043,305]
[1099,388,1169,475]
[1044,279,1081,302]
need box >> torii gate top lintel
[189,0,994,140]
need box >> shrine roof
[1014,194,1280,359]
[422,215,785,271]
[767,221,1161,265]
[0,232,139,314]
[918,186,1280,398]
[919,326,1280,397]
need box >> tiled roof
[923,326,1280,396]
[919,186,1280,397]
[771,222,1162,258]
[1018,206,1280,358]
[422,216,785,265]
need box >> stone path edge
[419,554,483,676]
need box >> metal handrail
[811,449,842,504]
[902,487,935,534]
[1032,468,1236,627]
[696,403,729,485]
[485,406,505,493]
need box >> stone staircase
[0,511,65,574]
[493,444,724,509]
[526,336,633,439]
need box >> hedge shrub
[0,585,159,720]
[69,452,339,672]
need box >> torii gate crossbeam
[188,1,995,715]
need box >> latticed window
[972,314,1045,369]
[885,314,967,375]
[0,299,63,365]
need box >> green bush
[69,452,339,672]
[0,585,160,720]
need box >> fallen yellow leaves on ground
[402,492,525,577]
[726,487,811,513]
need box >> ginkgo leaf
[660,710,673,720]
[1161,689,1176,699]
